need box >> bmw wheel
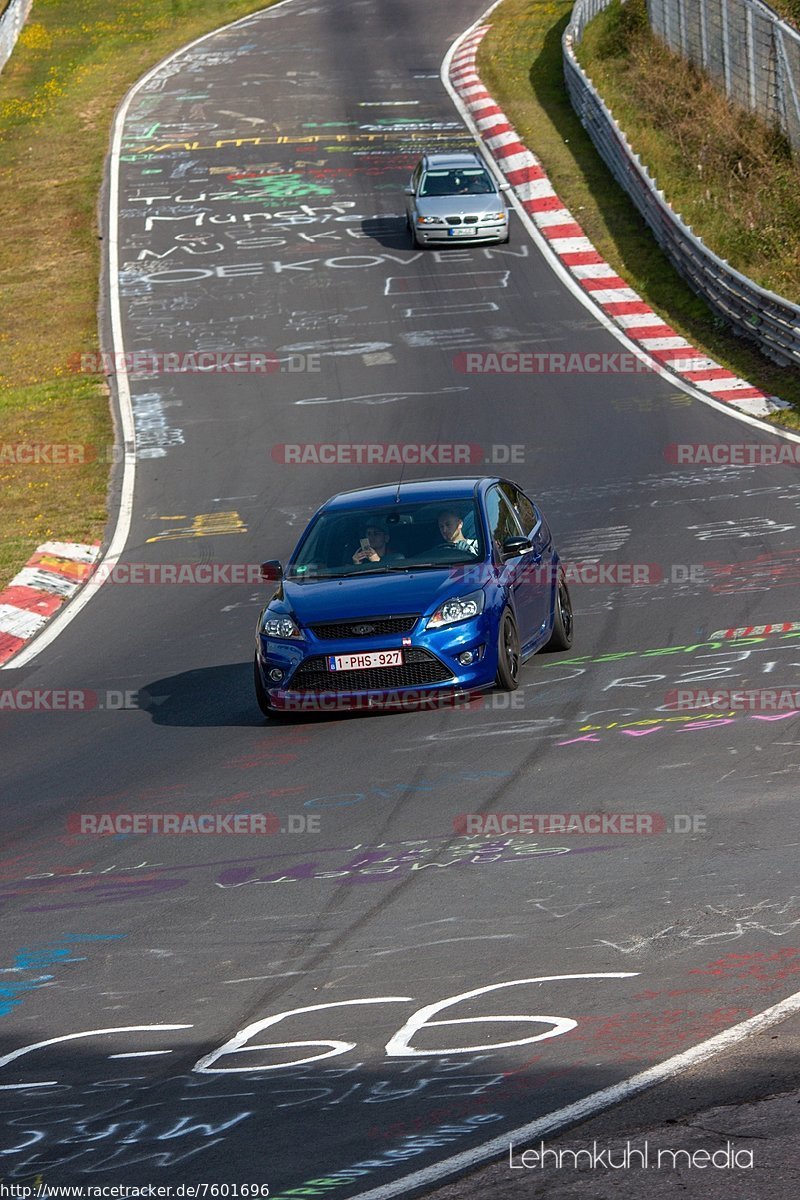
[495,610,521,691]
[546,571,574,651]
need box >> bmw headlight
[262,613,304,640]
[426,590,485,629]
[416,214,443,224]
[484,212,507,221]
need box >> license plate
[328,650,403,671]
[448,227,475,237]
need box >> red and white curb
[448,26,785,420]
[0,541,101,665]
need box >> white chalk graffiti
[195,974,636,1074]
[0,975,637,1089]
[688,517,795,540]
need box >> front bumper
[415,221,507,244]
[256,611,499,712]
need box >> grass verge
[477,0,800,428]
[771,2,800,28]
[0,0,275,592]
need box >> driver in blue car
[436,509,479,555]
[351,518,404,565]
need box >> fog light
[269,668,284,682]
[457,650,476,666]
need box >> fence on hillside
[647,0,800,154]
[563,0,800,368]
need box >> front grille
[464,215,479,224]
[446,215,462,226]
[288,648,453,693]
[309,615,418,640]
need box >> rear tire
[495,610,521,691]
[546,571,574,651]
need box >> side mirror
[499,182,512,192]
[403,185,415,196]
[501,536,532,559]
[260,560,283,582]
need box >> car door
[485,485,540,650]
[499,482,554,642]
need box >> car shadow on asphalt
[137,662,385,727]
[137,663,266,727]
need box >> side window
[486,487,523,557]
[500,483,538,537]
[411,164,422,192]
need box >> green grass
[0,0,276,591]
[770,1,800,28]
[477,0,800,428]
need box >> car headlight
[262,613,304,640]
[483,212,507,221]
[426,590,485,629]
[416,214,443,224]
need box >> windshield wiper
[359,562,471,573]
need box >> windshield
[419,168,496,197]
[287,499,485,579]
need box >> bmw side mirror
[260,560,283,582]
[403,185,415,196]
[499,182,512,192]
[502,536,532,559]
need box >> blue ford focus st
[254,477,573,716]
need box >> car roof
[322,477,495,513]
[422,152,484,169]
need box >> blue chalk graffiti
[0,934,123,1016]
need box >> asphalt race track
[1,0,799,1192]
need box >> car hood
[283,569,484,625]
[415,194,505,218]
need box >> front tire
[495,610,521,691]
[546,571,574,651]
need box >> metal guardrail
[0,0,33,76]
[563,0,800,368]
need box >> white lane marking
[442,3,800,440]
[1,0,299,670]
[108,1050,174,1058]
[347,986,800,1199]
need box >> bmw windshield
[419,167,496,197]
[286,500,485,579]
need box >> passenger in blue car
[436,509,479,556]
[351,518,405,566]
